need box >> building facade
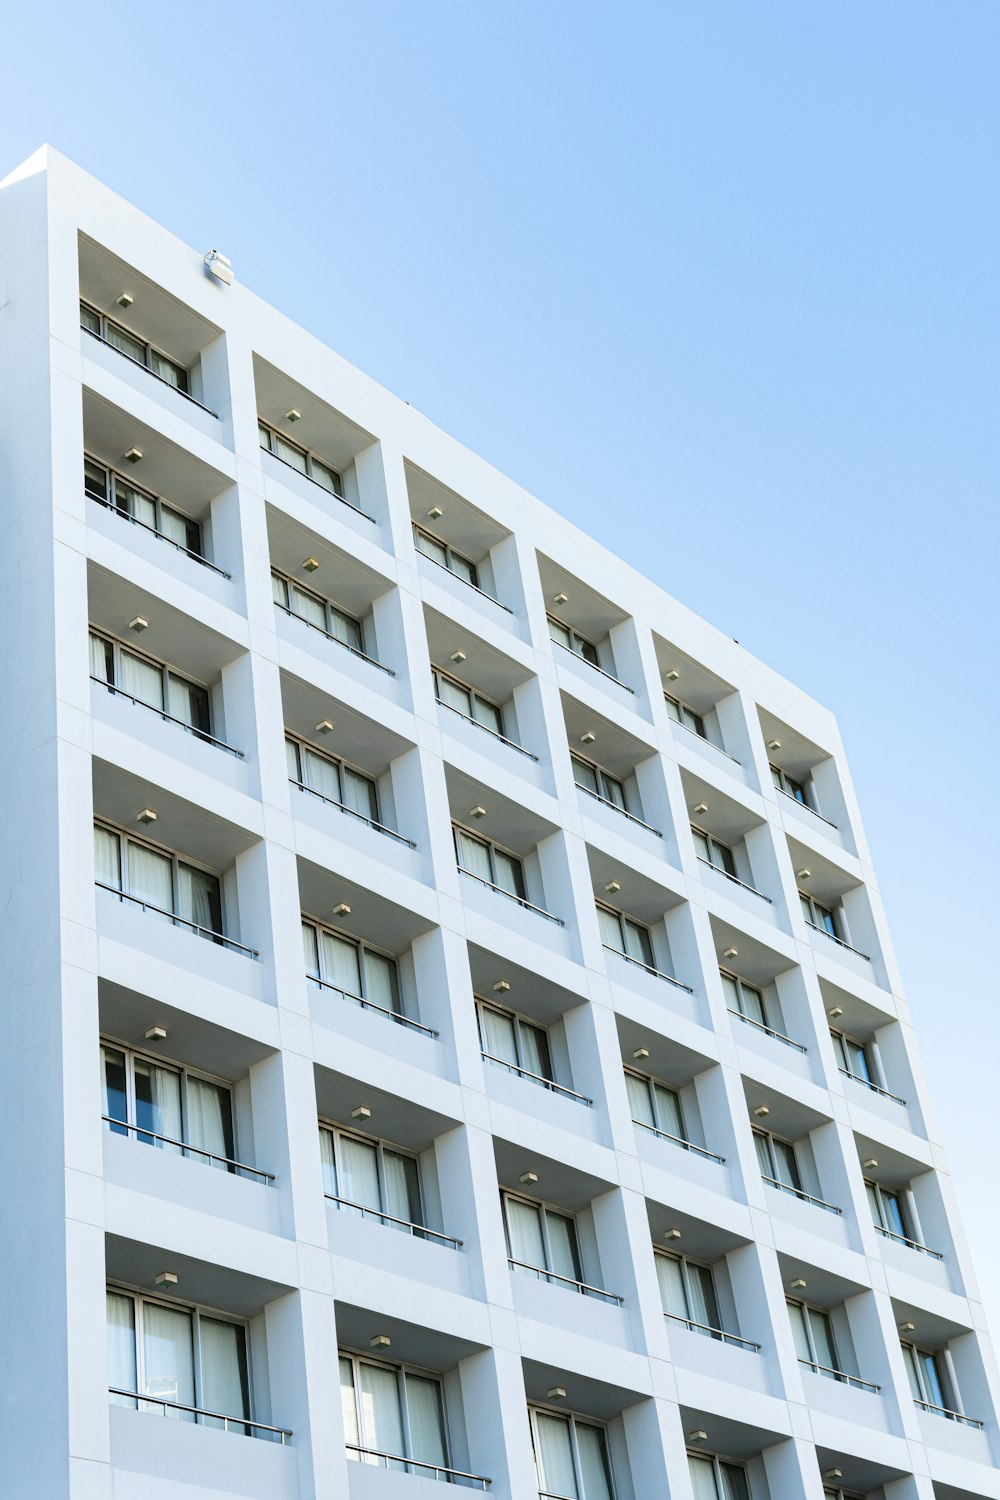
[0,146,996,1500]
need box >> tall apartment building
[0,145,995,1500]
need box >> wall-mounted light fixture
[136,808,157,826]
[203,249,234,285]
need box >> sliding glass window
[102,1039,235,1169]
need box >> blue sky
[6,3,999,1326]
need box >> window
[453,825,527,900]
[753,1128,803,1193]
[81,301,189,392]
[830,1029,874,1084]
[787,1298,841,1377]
[664,692,706,738]
[656,1251,723,1337]
[94,822,223,939]
[106,1286,251,1431]
[271,570,365,654]
[89,628,212,740]
[547,614,600,667]
[596,903,655,967]
[691,825,737,878]
[571,754,627,811]
[102,1040,235,1171]
[503,1191,583,1288]
[286,735,379,825]
[476,999,553,1085]
[414,526,479,587]
[302,917,401,1015]
[799,891,840,938]
[431,665,504,737]
[625,1069,684,1142]
[865,1180,910,1240]
[530,1407,613,1500]
[687,1452,751,1500]
[85,455,202,556]
[340,1350,450,1476]
[258,420,343,498]
[770,763,809,804]
[320,1124,423,1232]
[902,1341,953,1412]
[720,970,768,1029]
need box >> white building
[0,144,996,1500]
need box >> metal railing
[436,695,539,760]
[289,778,415,846]
[482,1051,592,1105]
[325,1193,462,1247]
[838,1067,906,1106]
[577,782,662,836]
[274,601,395,675]
[95,882,259,958]
[761,1174,842,1214]
[798,1359,880,1393]
[669,712,743,766]
[602,944,693,993]
[913,1398,983,1429]
[697,856,772,902]
[346,1444,490,1486]
[417,545,513,613]
[308,973,439,1037]
[88,492,231,577]
[83,326,218,416]
[458,866,564,925]
[665,1312,760,1351]
[90,677,244,758]
[262,446,375,522]
[874,1223,944,1259]
[102,1116,274,1182]
[804,919,870,961]
[551,638,634,693]
[108,1388,290,1441]
[633,1117,725,1163]
[776,785,838,829]
[508,1258,623,1305]
[728,1007,807,1053]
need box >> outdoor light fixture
[203,249,234,285]
[693,802,709,815]
[450,650,467,664]
[145,1026,167,1043]
[828,1005,844,1020]
[284,408,302,423]
[302,557,319,572]
[768,738,781,751]
[520,1171,539,1186]
[136,808,157,825]
[155,1271,178,1287]
[332,902,351,918]
[579,731,597,745]
[824,1471,843,1483]
[427,505,444,521]
[797,868,811,881]
[604,880,621,895]
[688,1430,708,1444]
[723,947,739,959]
[315,720,334,735]
[469,805,487,820]
[899,1321,916,1334]
[116,292,133,309]
[129,615,148,632]
[664,1227,682,1241]
[553,591,568,606]
[665,669,680,682]
[864,1157,879,1170]
[633,1047,650,1061]
[370,1334,391,1350]
[351,1106,372,1122]
[493,980,511,993]
[754,1105,770,1118]
[790,1278,807,1291]
[124,446,143,464]
[546,1387,566,1401]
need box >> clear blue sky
[6,3,998,1323]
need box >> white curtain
[773,1139,801,1191]
[596,905,623,950]
[290,584,326,629]
[382,1149,421,1228]
[358,1362,404,1466]
[688,1264,721,1331]
[807,1308,838,1370]
[535,1412,578,1498]
[94,825,122,889]
[303,745,341,802]
[271,573,288,607]
[120,647,164,709]
[480,1006,518,1066]
[544,1210,580,1282]
[438,676,472,716]
[133,1058,183,1153]
[285,738,300,781]
[739,983,766,1026]
[199,1317,249,1429]
[302,922,320,978]
[339,1135,381,1212]
[342,766,378,822]
[416,531,448,566]
[106,322,145,362]
[319,931,362,996]
[101,1046,128,1132]
[89,632,113,683]
[310,456,340,495]
[720,973,741,1012]
[653,1083,683,1138]
[518,1021,551,1081]
[328,606,364,653]
[655,1253,688,1319]
[720,1462,751,1500]
[573,759,599,795]
[116,480,157,527]
[576,1422,613,1500]
[472,696,503,735]
[787,1301,812,1362]
[626,1072,654,1127]
[106,1291,137,1405]
[340,1357,361,1448]
[404,1373,447,1470]
[363,951,399,1012]
[319,1128,338,1196]
[754,1132,774,1178]
[168,674,210,735]
[506,1198,545,1271]
[275,433,307,472]
[623,917,653,966]
[159,506,193,548]
[689,1454,721,1500]
[127,842,173,914]
[141,1301,195,1418]
[186,1076,233,1168]
[177,864,221,935]
[456,830,493,882]
[493,849,526,899]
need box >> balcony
[728,1008,806,1054]
[508,1258,622,1306]
[665,1312,759,1353]
[346,1447,490,1489]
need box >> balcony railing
[728,1007,806,1053]
[798,1359,880,1393]
[457,866,564,924]
[874,1223,944,1259]
[417,546,512,613]
[90,677,244,758]
[346,1444,490,1487]
[669,712,742,766]
[325,1193,462,1248]
[804,919,870,961]
[633,1117,725,1163]
[508,1258,623,1305]
[602,944,693,993]
[308,973,438,1036]
[102,1116,274,1182]
[109,1388,290,1441]
[95,882,258,958]
[274,600,395,675]
[697,856,772,903]
[577,782,662,837]
[482,1052,592,1105]
[551,638,634,693]
[436,695,539,760]
[262,446,375,522]
[761,1175,842,1214]
[776,784,838,829]
[88,491,231,577]
[83,325,217,416]
[665,1312,759,1351]
[838,1067,906,1106]
[289,778,415,847]
[913,1398,983,1429]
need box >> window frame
[546,613,600,666]
[339,1346,452,1473]
[624,1067,685,1140]
[81,300,190,392]
[528,1403,615,1500]
[786,1295,841,1376]
[830,1027,874,1084]
[475,997,554,1083]
[690,823,738,877]
[452,822,528,900]
[570,751,628,811]
[664,691,706,738]
[270,568,366,656]
[595,901,656,968]
[752,1126,803,1192]
[285,732,380,824]
[89,626,214,738]
[413,524,480,587]
[655,1249,723,1333]
[902,1340,956,1413]
[258,418,344,499]
[769,762,811,805]
[686,1450,752,1500]
[302,914,402,1013]
[431,664,506,737]
[865,1178,911,1239]
[94,818,225,938]
[319,1119,423,1222]
[799,890,841,938]
[85,452,203,557]
[720,968,769,1028]
[501,1188,584,1285]
[101,1035,237,1169]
